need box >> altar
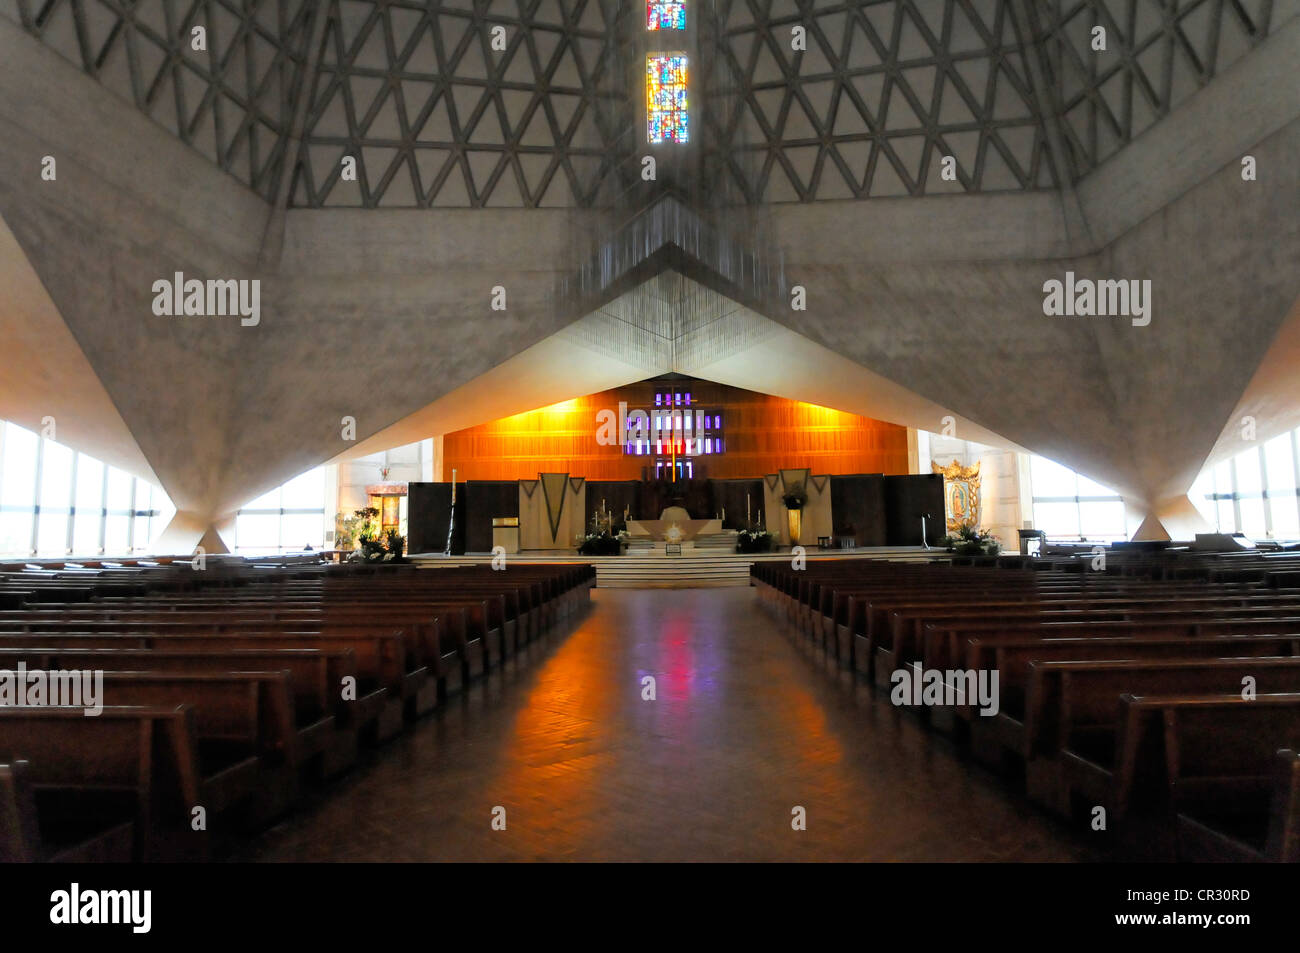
[406,470,947,554]
[625,518,722,543]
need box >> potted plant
[345,508,406,563]
[337,506,380,557]
[939,523,1001,557]
[781,484,808,546]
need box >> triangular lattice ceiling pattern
[1041,0,1290,178]
[4,0,316,199]
[5,0,1295,207]
[289,0,635,208]
[699,0,1061,201]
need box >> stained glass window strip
[647,1,686,30]
[625,398,722,467]
[646,54,689,144]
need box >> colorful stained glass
[647,1,686,30]
[646,54,689,144]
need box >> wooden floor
[235,588,1099,862]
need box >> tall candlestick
[444,469,458,556]
[747,494,751,525]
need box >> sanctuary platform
[410,545,944,589]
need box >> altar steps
[411,547,944,589]
[594,553,753,588]
[694,532,740,550]
[625,532,737,555]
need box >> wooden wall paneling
[464,481,519,553]
[884,474,946,546]
[829,474,888,547]
[441,379,910,483]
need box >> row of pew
[0,556,594,862]
[752,550,1300,862]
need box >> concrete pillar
[1130,494,1213,542]
[431,435,445,483]
[420,437,435,482]
[153,510,236,555]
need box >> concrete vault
[1,4,1298,549]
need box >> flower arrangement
[339,506,406,562]
[939,522,1001,557]
[781,484,807,511]
[577,530,626,556]
[736,528,776,553]
[354,526,406,563]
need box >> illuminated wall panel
[441,381,910,482]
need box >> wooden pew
[0,628,410,743]
[0,647,354,777]
[1025,657,1300,764]
[1017,658,1300,814]
[0,560,593,861]
[93,671,298,824]
[0,705,206,861]
[757,555,1300,861]
[1176,748,1300,862]
[961,634,1300,758]
[1058,692,1300,832]
[0,759,134,862]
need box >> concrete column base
[153,510,236,555]
[1130,495,1212,542]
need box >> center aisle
[236,588,1096,862]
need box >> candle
[747,493,751,524]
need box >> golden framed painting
[932,460,981,533]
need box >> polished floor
[235,588,1098,862]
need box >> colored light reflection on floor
[235,590,1098,861]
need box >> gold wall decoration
[932,459,982,533]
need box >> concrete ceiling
[0,4,1297,548]
[0,207,158,484]
[10,0,1289,208]
[337,267,1022,460]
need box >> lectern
[1018,529,1047,556]
[492,517,520,554]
